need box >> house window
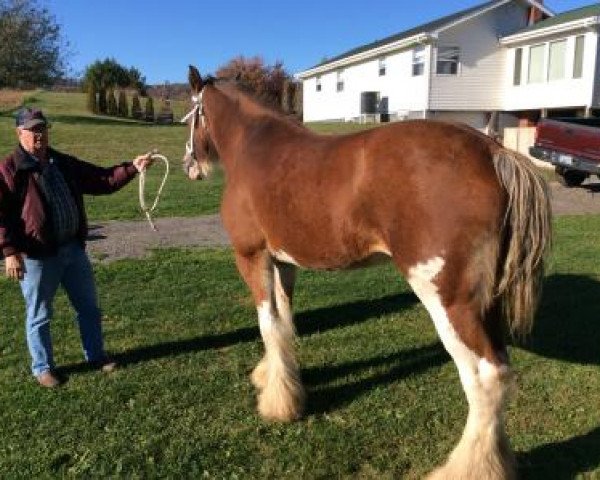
[436,46,460,75]
[412,46,425,76]
[336,70,344,92]
[513,48,522,85]
[573,35,584,78]
[378,57,386,76]
[316,76,322,92]
[548,40,566,81]
[528,44,545,83]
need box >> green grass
[0,91,224,220]
[2,91,554,221]
[0,92,384,221]
[0,216,599,478]
[1,91,598,478]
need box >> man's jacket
[0,145,138,258]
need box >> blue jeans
[19,241,106,376]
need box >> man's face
[17,124,49,158]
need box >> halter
[181,89,205,158]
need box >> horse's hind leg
[406,255,516,480]
[234,250,304,422]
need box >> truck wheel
[558,169,587,188]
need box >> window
[528,44,545,83]
[436,46,460,75]
[316,76,321,92]
[412,46,425,76]
[336,70,344,92]
[548,40,566,81]
[573,35,584,78]
[378,57,386,76]
[513,48,522,85]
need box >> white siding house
[500,7,600,116]
[297,0,600,148]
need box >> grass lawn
[0,91,224,220]
[0,91,597,478]
[0,215,599,478]
[0,90,558,220]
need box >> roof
[513,3,600,33]
[500,3,599,44]
[300,0,552,75]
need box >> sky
[46,0,595,85]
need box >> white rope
[181,91,204,157]
[139,152,170,231]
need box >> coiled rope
[139,151,169,231]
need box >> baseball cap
[15,107,48,130]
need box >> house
[296,0,600,147]
[501,3,600,121]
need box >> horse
[181,65,551,479]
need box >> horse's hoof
[257,382,305,422]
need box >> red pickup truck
[529,117,600,187]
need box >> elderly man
[0,107,152,388]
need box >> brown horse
[182,65,551,479]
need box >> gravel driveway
[85,178,600,263]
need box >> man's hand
[5,254,25,280]
[133,153,153,173]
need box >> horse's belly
[269,244,392,271]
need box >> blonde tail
[493,149,552,337]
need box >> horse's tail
[492,148,552,337]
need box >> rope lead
[139,151,170,231]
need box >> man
[0,107,152,388]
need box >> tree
[131,93,142,120]
[127,67,146,95]
[83,58,145,94]
[86,83,98,114]
[144,96,154,122]
[107,88,117,116]
[97,88,107,114]
[216,56,292,109]
[117,91,128,117]
[0,0,69,88]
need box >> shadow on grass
[304,343,448,415]
[521,274,600,365]
[59,293,417,375]
[519,425,600,479]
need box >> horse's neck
[206,87,299,165]
[205,87,249,163]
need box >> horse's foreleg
[251,260,298,389]
[235,251,304,422]
[406,256,516,480]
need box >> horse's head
[182,65,216,180]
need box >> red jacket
[0,145,138,258]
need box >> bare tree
[216,56,292,109]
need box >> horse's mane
[207,76,304,130]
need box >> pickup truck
[529,117,600,187]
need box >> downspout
[424,33,438,119]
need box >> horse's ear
[188,65,204,93]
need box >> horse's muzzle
[183,153,202,180]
